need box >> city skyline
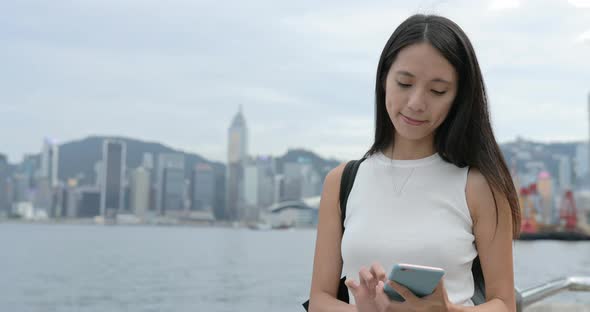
[2,0,590,164]
[1,131,589,166]
[1,111,590,227]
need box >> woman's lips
[400,113,426,126]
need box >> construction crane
[559,190,578,231]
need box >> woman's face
[385,42,458,143]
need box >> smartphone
[382,263,445,301]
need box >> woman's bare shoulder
[466,167,495,223]
[320,162,346,210]
[324,162,348,187]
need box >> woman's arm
[309,163,356,312]
[453,168,516,312]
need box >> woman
[308,14,520,312]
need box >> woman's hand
[374,279,453,312]
[345,263,388,312]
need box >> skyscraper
[228,105,248,164]
[142,153,154,170]
[575,143,589,182]
[33,178,53,216]
[226,106,248,221]
[587,91,590,186]
[130,166,150,217]
[213,167,226,220]
[243,156,276,222]
[63,179,79,218]
[254,156,276,210]
[41,138,59,187]
[19,154,38,190]
[243,164,259,217]
[78,186,101,218]
[283,157,321,200]
[12,174,29,203]
[191,163,215,212]
[99,140,126,219]
[556,155,572,191]
[157,153,185,215]
[0,154,9,215]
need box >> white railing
[517,276,590,311]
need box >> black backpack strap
[340,158,367,233]
[471,256,486,305]
[302,158,366,311]
[302,158,365,311]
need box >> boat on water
[247,222,295,231]
[518,187,590,241]
[518,231,590,241]
[247,223,272,231]
[517,222,590,241]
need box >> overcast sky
[1,0,589,163]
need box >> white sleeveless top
[341,151,477,306]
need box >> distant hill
[502,139,583,171]
[3,136,586,187]
[276,148,341,179]
[42,136,344,186]
[54,136,224,185]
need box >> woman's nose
[406,89,426,112]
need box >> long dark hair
[365,14,521,238]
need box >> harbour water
[1,223,589,312]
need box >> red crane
[559,190,578,231]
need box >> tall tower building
[35,139,59,216]
[226,106,249,221]
[575,143,589,182]
[41,138,59,187]
[99,140,126,219]
[243,156,276,222]
[556,155,572,191]
[19,154,38,190]
[156,153,185,215]
[228,105,249,164]
[140,152,155,212]
[0,154,9,214]
[130,166,150,217]
[283,157,321,201]
[142,153,154,170]
[587,91,590,185]
[191,163,215,212]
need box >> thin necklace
[389,145,415,196]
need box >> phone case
[382,263,445,301]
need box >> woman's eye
[431,90,446,96]
[397,82,411,88]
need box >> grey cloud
[1,0,589,163]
